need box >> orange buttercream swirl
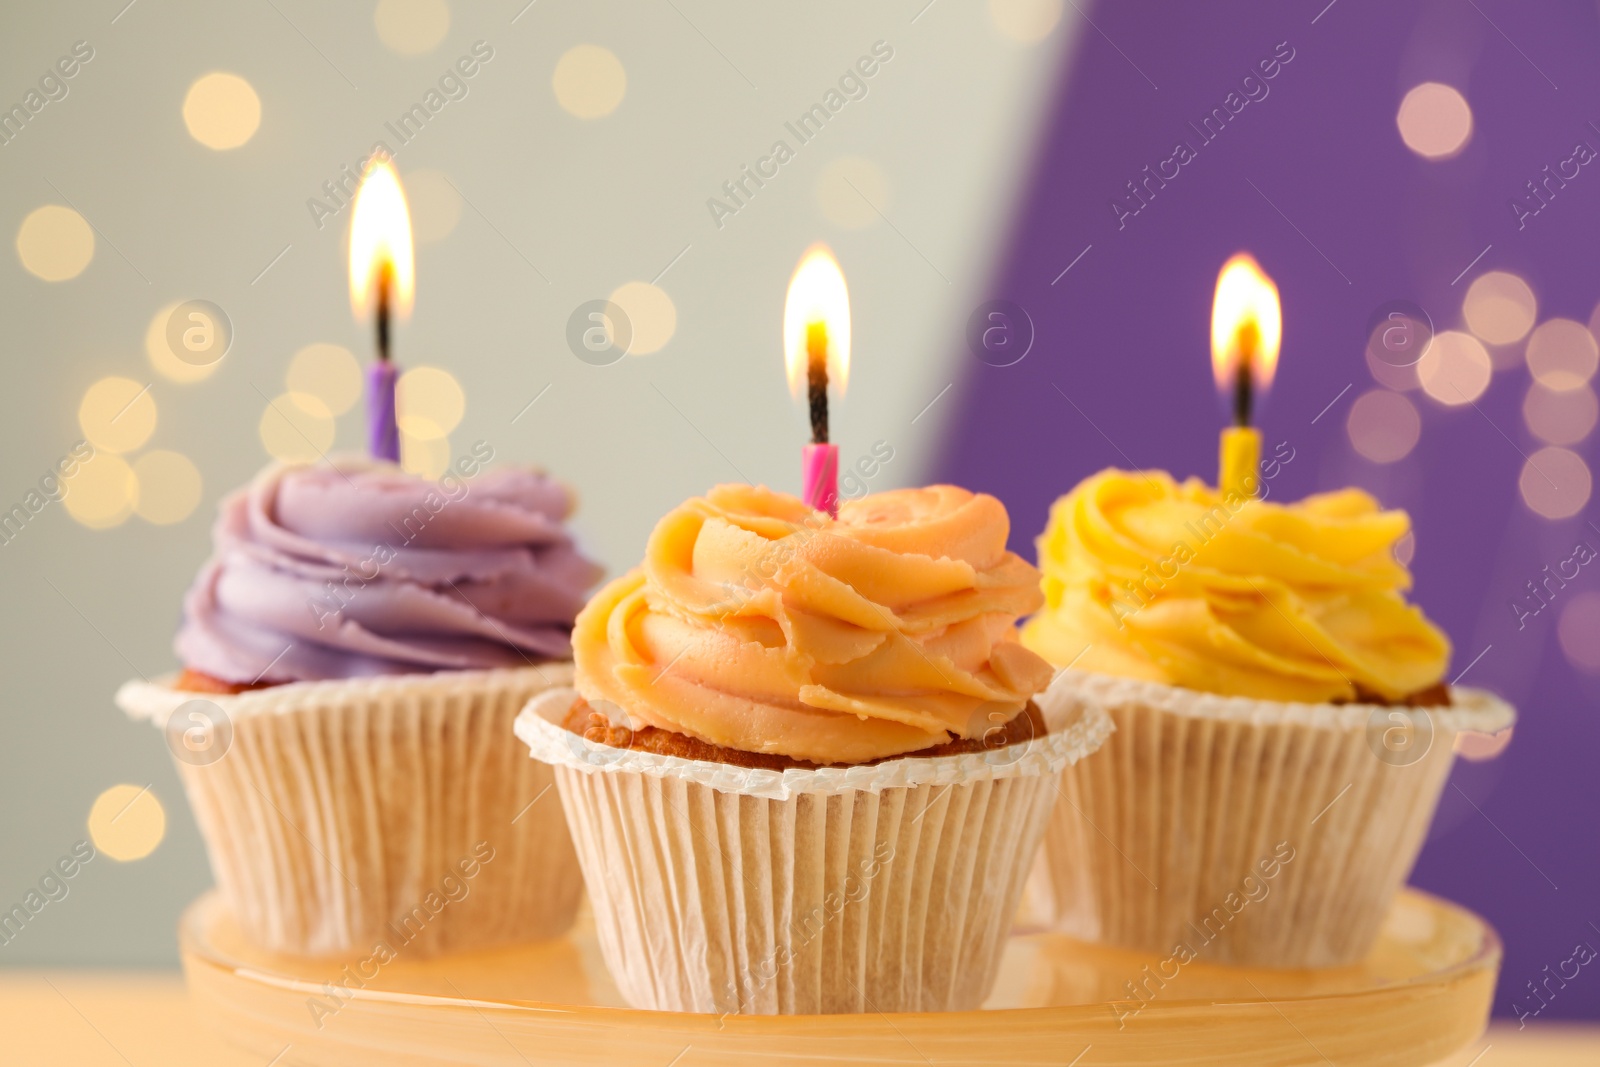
[572,484,1055,764]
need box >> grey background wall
[0,0,1075,964]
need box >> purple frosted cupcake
[117,455,602,957]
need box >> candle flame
[1210,252,1281,394]
[783,243,850,397]
[348,159,415,319]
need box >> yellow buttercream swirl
[1021,469,1451,703]
[573,484,1055,764]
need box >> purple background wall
[938,0,1600,1020]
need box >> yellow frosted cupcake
[517,483,1112,1013]
[1021,469,1514,967]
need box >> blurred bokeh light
[1419,330,1492,405]
[79,377,156,455]
[1462,271,1537,346]
[16,205,94,282]
[552,45,627,120]
[1347,389,1421,463]
[145,302,218,383]
[1396,82,1473,160]
[989,0,1065,45]
[287,343,363,417]
[374,0,451,56]
[131,451,202,526]
[1519,446,1592,519]
[401,431,452,478]
[181,72,261,150]
[1523,381,1598,444]
[87,785,166,862]
[608,281,678,356]
[396,366,465,440]
[1525,317,1599,392]
[63,452,138,530]
[1559,592,1600,675]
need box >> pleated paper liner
[1027,671,1515,968]
[116,665,583,958]
[514,671,1113,1015]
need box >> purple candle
[368,358,400,463]
[348,159,415,465]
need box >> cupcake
[116,455,602,957]
[516,483,1112,1014]
[1021,469,1515,967]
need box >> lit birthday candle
[783,244,851,516]
[348,159,416,464]
[1210,253,1281,498]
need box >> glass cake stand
[178,888,1498,1066]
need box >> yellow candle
[1210,253,1280,501]
[1219,425,1260,499]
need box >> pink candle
[802,442,839,516]
[784,245,850,518]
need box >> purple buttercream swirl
[176,456,603,684]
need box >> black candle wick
[1231,318,1260,428]
[1233,359,1252,428]
[806,320,829,445]
[375,261,393,363]
[809,361,829,445]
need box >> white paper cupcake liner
[514,670,1112,1013]
[1029,671,1515,968]
[116,665,583,958]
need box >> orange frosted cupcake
[517,484,1111,1013]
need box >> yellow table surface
[0,972,1595,1066]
